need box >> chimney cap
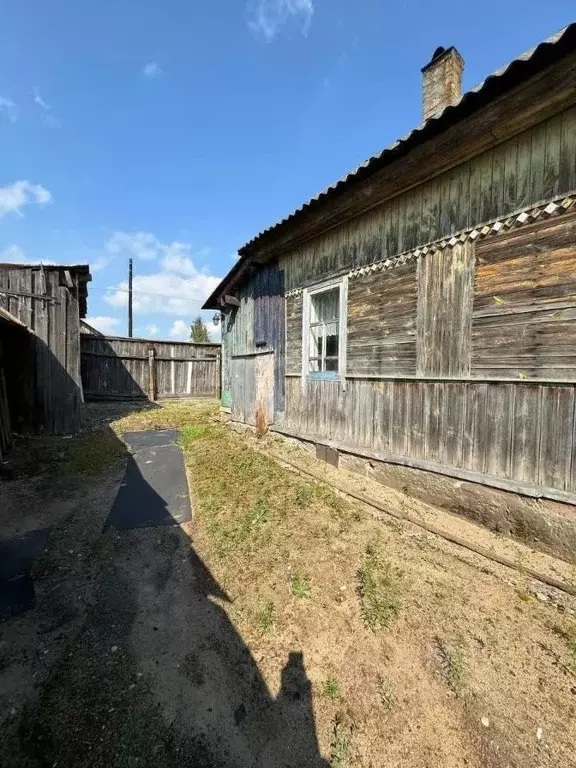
[421,45,464,73]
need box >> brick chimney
[421,46,464,121]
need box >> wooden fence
[81,335,221,400]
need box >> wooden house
[204,24,576,557]
[0,263,91,440]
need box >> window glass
[310,325,323,358]
[311,288,339,324]
[324,322,339,358]
[308,286,340,375]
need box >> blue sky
[1,1,574,341]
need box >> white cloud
[145,323,160,337]
[85,316,120,335]
[90,255,113,273]
[1,244,27,263]
[0,181,52,218]
[143,62,162,78]
[106,231,163,261]
[248,0,314,41]
[169,319,189,339]
[0,97,17,123]
[104,235,221,317]
[32,89,61,128]
[0,244,57,266]
[33,88,51,111]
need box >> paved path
[106,430,192,530]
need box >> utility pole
[128,257,133,338]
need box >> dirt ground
[1,399,576,767]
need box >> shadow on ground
[0,401,329,768]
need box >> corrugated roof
[204,22,576,309]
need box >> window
[302,277,347,384]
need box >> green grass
[256,600,276,634]
[434,635,467,696]
[291,573,311,599]
[322,677,340,700]
[295,484,314,508]
[178,424,212,445]
[358,539,402,631]
[110,399,218,434]
[63,432,125,475]
[246,500,269,527]
[330,717,352,768]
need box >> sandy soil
[1,399,575,768]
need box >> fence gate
[81,334,221,400]
[230,351,275,432]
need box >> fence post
[147,346,156,401]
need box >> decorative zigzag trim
[346,194,576,279]
[283,195,576,295]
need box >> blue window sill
[308,371,338,381]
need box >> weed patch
[256,600,276,634]
[358,539,402,631]
[291,573,311,599]
[246,500,269,527]
[295,484,314,508]
[434,635,467,695]
[330,715,353,767]
[322,678,340,700]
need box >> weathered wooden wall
[279,106,576,291]
[225,82,576,504]
[280,210,576,501]
[416,242,475,377]
[221,265,285,413]
[230,351,275,429]
[0,265,86,434]
[284,376,576,503]
[81,336,221,400]
[285,293,303,375]
[347,260,418,377]
[472,211,576,379]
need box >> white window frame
[301,275,348,390]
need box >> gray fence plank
[81,335,220,400]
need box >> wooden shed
[204,24,576,556]
[0,263,91,437]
